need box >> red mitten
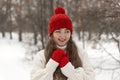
[52,49,65,63]
[59,56,69,68]
[65,51,69,58]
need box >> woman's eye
[55,30,61,33]
[65,30,70,33]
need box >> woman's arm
[60,50,95,80]
[31,50,59,80]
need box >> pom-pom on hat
[48,6,73,36]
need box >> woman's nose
[59,32,66,38]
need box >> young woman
[31,6,94,80]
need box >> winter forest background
[0,0,120,80]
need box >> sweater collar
[56,45,67,50]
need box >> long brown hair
[44,36,82,80]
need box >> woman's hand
[52,49,65,63]
[59,51,69,68]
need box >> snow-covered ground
[0,32,120,80]
[0,38,31,80]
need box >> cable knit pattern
[31,49,95,80]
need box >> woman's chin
[57,44,66,47]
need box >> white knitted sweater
[31,49,94,80]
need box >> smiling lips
[58,39,66,42]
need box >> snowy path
[0,38,31,80]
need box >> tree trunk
[2,30,5,37]
[9,31,12,39]
[34,32,37,45]
[50,0,54,16]
[82,30,85,49]
[88,31,91,40]
[19,29,22,41]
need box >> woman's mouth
[58,39,65,42]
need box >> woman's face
[53,28,71,47]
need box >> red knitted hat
[48,6,73,36]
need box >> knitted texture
[59,51,69,68]
[59,56,69,68]
[52,49,65,63]
[48,6,73,36]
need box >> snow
[0,37,31,80]
[0,32,120,80]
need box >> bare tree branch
[99,42,120,63]
[111,33,120,53]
